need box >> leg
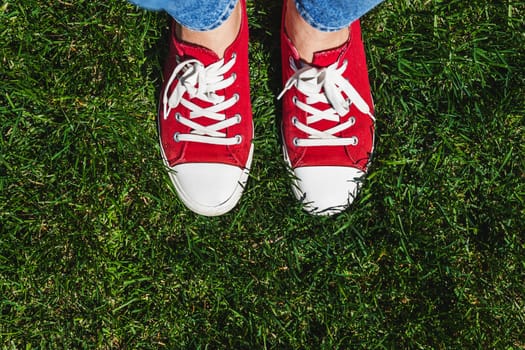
[129,0,240,57]
[285,0,384,62]
[284,0,349,64]
[175,0,241,58]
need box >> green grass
[1,0,524,348]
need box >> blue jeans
[128,0,384,32]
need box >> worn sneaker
[158,0,253,216]
[279,15,375,216]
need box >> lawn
[1,0,524,348]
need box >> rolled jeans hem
[129,0,384,32]
[294,0,384,32]
[176,0,237,31]
[128,0,238,31]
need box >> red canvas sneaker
[158,0,253,216]
[279,10,375,216]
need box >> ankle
[176,1,241,58]
[284,0,348,63]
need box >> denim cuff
[293,0,384,32]
[129,0,238,31]
[170,0,238,31]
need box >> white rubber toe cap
[168,163,248,216]
[292,166,365,216]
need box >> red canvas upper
[281,17,375,172]
[158,0,253,169]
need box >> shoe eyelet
[173,132,181,143]
[233,93,240,101]
[235,135,242,144]
[352,137,359,146]
[231,72,237,81]
[292,96,298,105]
[291,116,298,125]
[175,112,182,121]
[235,114,242,123]
[231,52,237,60]
[292,137,299,147]
[349,116,355,125]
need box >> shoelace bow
[163,54,242,145]
[278,58,375,147]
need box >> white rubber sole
[281,136,372,217]
[160,143,254,217]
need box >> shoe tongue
[176,41,220,66]
[311,42,347,68]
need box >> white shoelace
[163,54,242,145]
[278,58,375,147]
